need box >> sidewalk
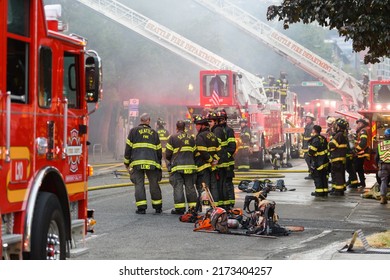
[89,152,122,177]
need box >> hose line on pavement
[89,171,287,191]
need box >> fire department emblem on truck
[67,129,83,173]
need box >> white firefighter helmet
[326,116,336,125]
[305,112,315,120]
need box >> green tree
[266,0,390,64]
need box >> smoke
[54,0,318,152]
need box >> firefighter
[325,116,336,142]
[308,125,329,197]
[193,114,220,209]
[375,128,390,204]
[303,112,315,179]
[328,118,349,196]
[124,113,163,214]
[236,118,251,171]
[183,118,195,138]
[325,116,336,185]
[278,71,288,109]
[345,122,360,189]
[156,118,170,168]
[218,109,237,209]
[354,118,370,189]
[165,120,198,214]
[208,111,229,208]
[264,75,280,101]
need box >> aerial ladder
[77,0,300,166]
[76,0,268,106]
[193,0,365,110]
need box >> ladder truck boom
[193,0,364,108]
[77,0,300,168]
[76,0,267,105]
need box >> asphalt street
[83,154,390,260]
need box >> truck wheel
[28,192,66,260]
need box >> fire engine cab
[1,1,102,259]
[359,80,390,173]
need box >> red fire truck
[75,0,301,168]
[188,69,301,169]
[302,98,339,127]
[358,80,390,173]
[1,1,102,259]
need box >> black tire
[28,192,66,260]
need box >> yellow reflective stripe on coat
[329,139,347,148]
[208,146,220,152]
[316,150,328,156]
[132,143,161,150]
[197,163,211,172]
[330,157,346,163]
[317,162,329,170]
[130,160,161,169]
[171,165,197,173]
[197,146,208,152]
[126,139,133,147]
[309,146,318,151]
[173,146,195,153]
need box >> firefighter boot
[380,195,388,204]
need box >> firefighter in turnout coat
[375,128,390,204]
[218,109,237,208]
[166,120,198,214]
[303,113,315,179]
[236,118,251,171]
[124,113,163,214]
[208,111,229,208]
[308,125,329,197]
[328,118,349,196]
[157,118,170,168]
[345,123,359,188]
[354,118,370,188]
[193,115,220,208]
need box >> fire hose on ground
[88,168,308,191]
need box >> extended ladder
[76,0,268,105]
[193,0,364,108]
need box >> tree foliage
[266,0,390,64]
